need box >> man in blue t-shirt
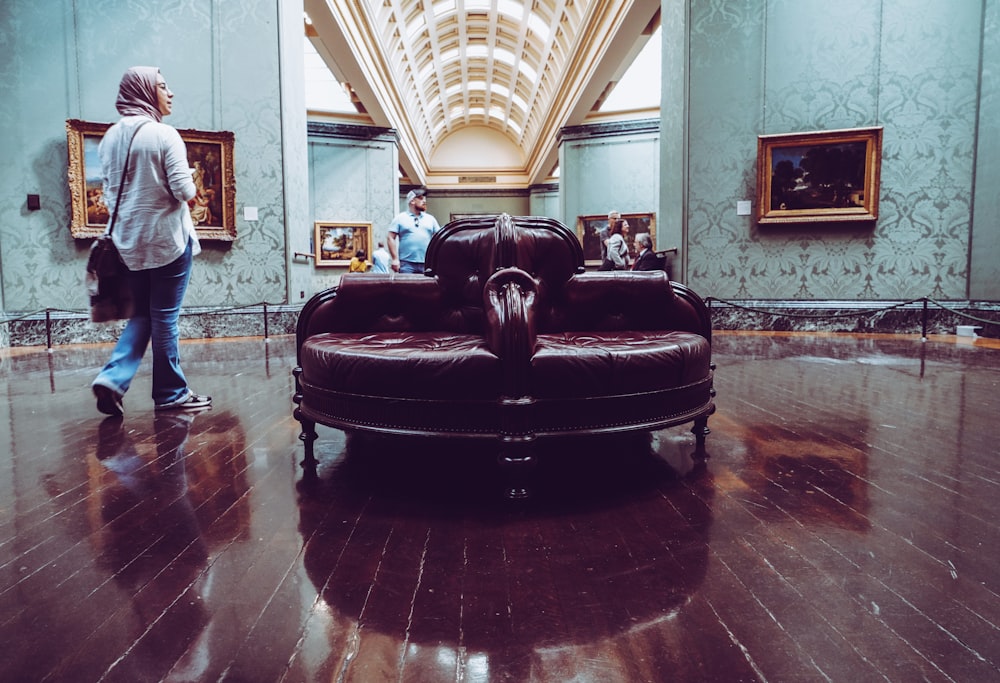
[387,188,440,273]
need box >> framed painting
[66,119,236,241]
[756,126,882,224]
[576,212,656,267]
[314,221,372,267]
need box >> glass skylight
[306,1,661,183]
[304,37,356,113]
[598,27,661,112]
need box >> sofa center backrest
[505,216,586,285]
[552,270,707,335]
[319,275,456,333]
[427,214,586,330]
[424,216,503,332]
[427,213,705,337]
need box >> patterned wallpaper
[685,0,986,301]
[1,0,995,324]
[561,121,661,236]
[0,0,291,314]
[307,130,399,293]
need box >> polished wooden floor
[1,331,998,682]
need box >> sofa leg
[691,416,711,461]
[497,448,536,500]
[295,410,318,470]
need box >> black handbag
[86,121,148,323]
[86,236,132,322]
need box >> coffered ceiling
[304,0,660,189]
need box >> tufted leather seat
[300,332,501,400]
[293,214,715,483]
[531,332,710,397]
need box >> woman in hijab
[91,66,211,415]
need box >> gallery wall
[561,120,661,250]
[306,124,398,294]
[0,0,299,317]
[673,0,998,301]
[421,193,532,225]
[306,123,533,287]
[2,0,997,340]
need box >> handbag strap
[106,119,150,236]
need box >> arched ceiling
[304,0,660,189]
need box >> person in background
[349,249,369,272]
[371,241,391,273]
[91,66,211,416]
[604,218,632,270]
[387,187,440,273]
[599,209,621,263]
[632,232,660,271]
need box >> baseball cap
[406,188,427,202]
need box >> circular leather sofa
[293,214,715,489]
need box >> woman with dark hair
[91,66,211,415]
[601,218,632,271]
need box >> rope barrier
[705,296,927,320]
[923,298,1000,327]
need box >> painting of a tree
[770,141,867,211]
[757,128,882,224]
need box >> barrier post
[921,298,928,342]
[263,303,269,343]
[46,309,53,352]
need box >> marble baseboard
[708,300,1000,338]
[3,307,300,348]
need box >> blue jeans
[93,240,193,406]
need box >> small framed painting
[314,221,372,267]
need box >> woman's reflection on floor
[92,411,210,679]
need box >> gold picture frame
[576,212,656,267]
[66,119,237,241]
[756,126,883,224]
[314,221,373,267]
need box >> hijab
[115,66,162,122]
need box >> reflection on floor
[1,332,998,682]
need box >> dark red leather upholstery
[293,214,715,462]
[300,332,502,400]
[531,332,710,397]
